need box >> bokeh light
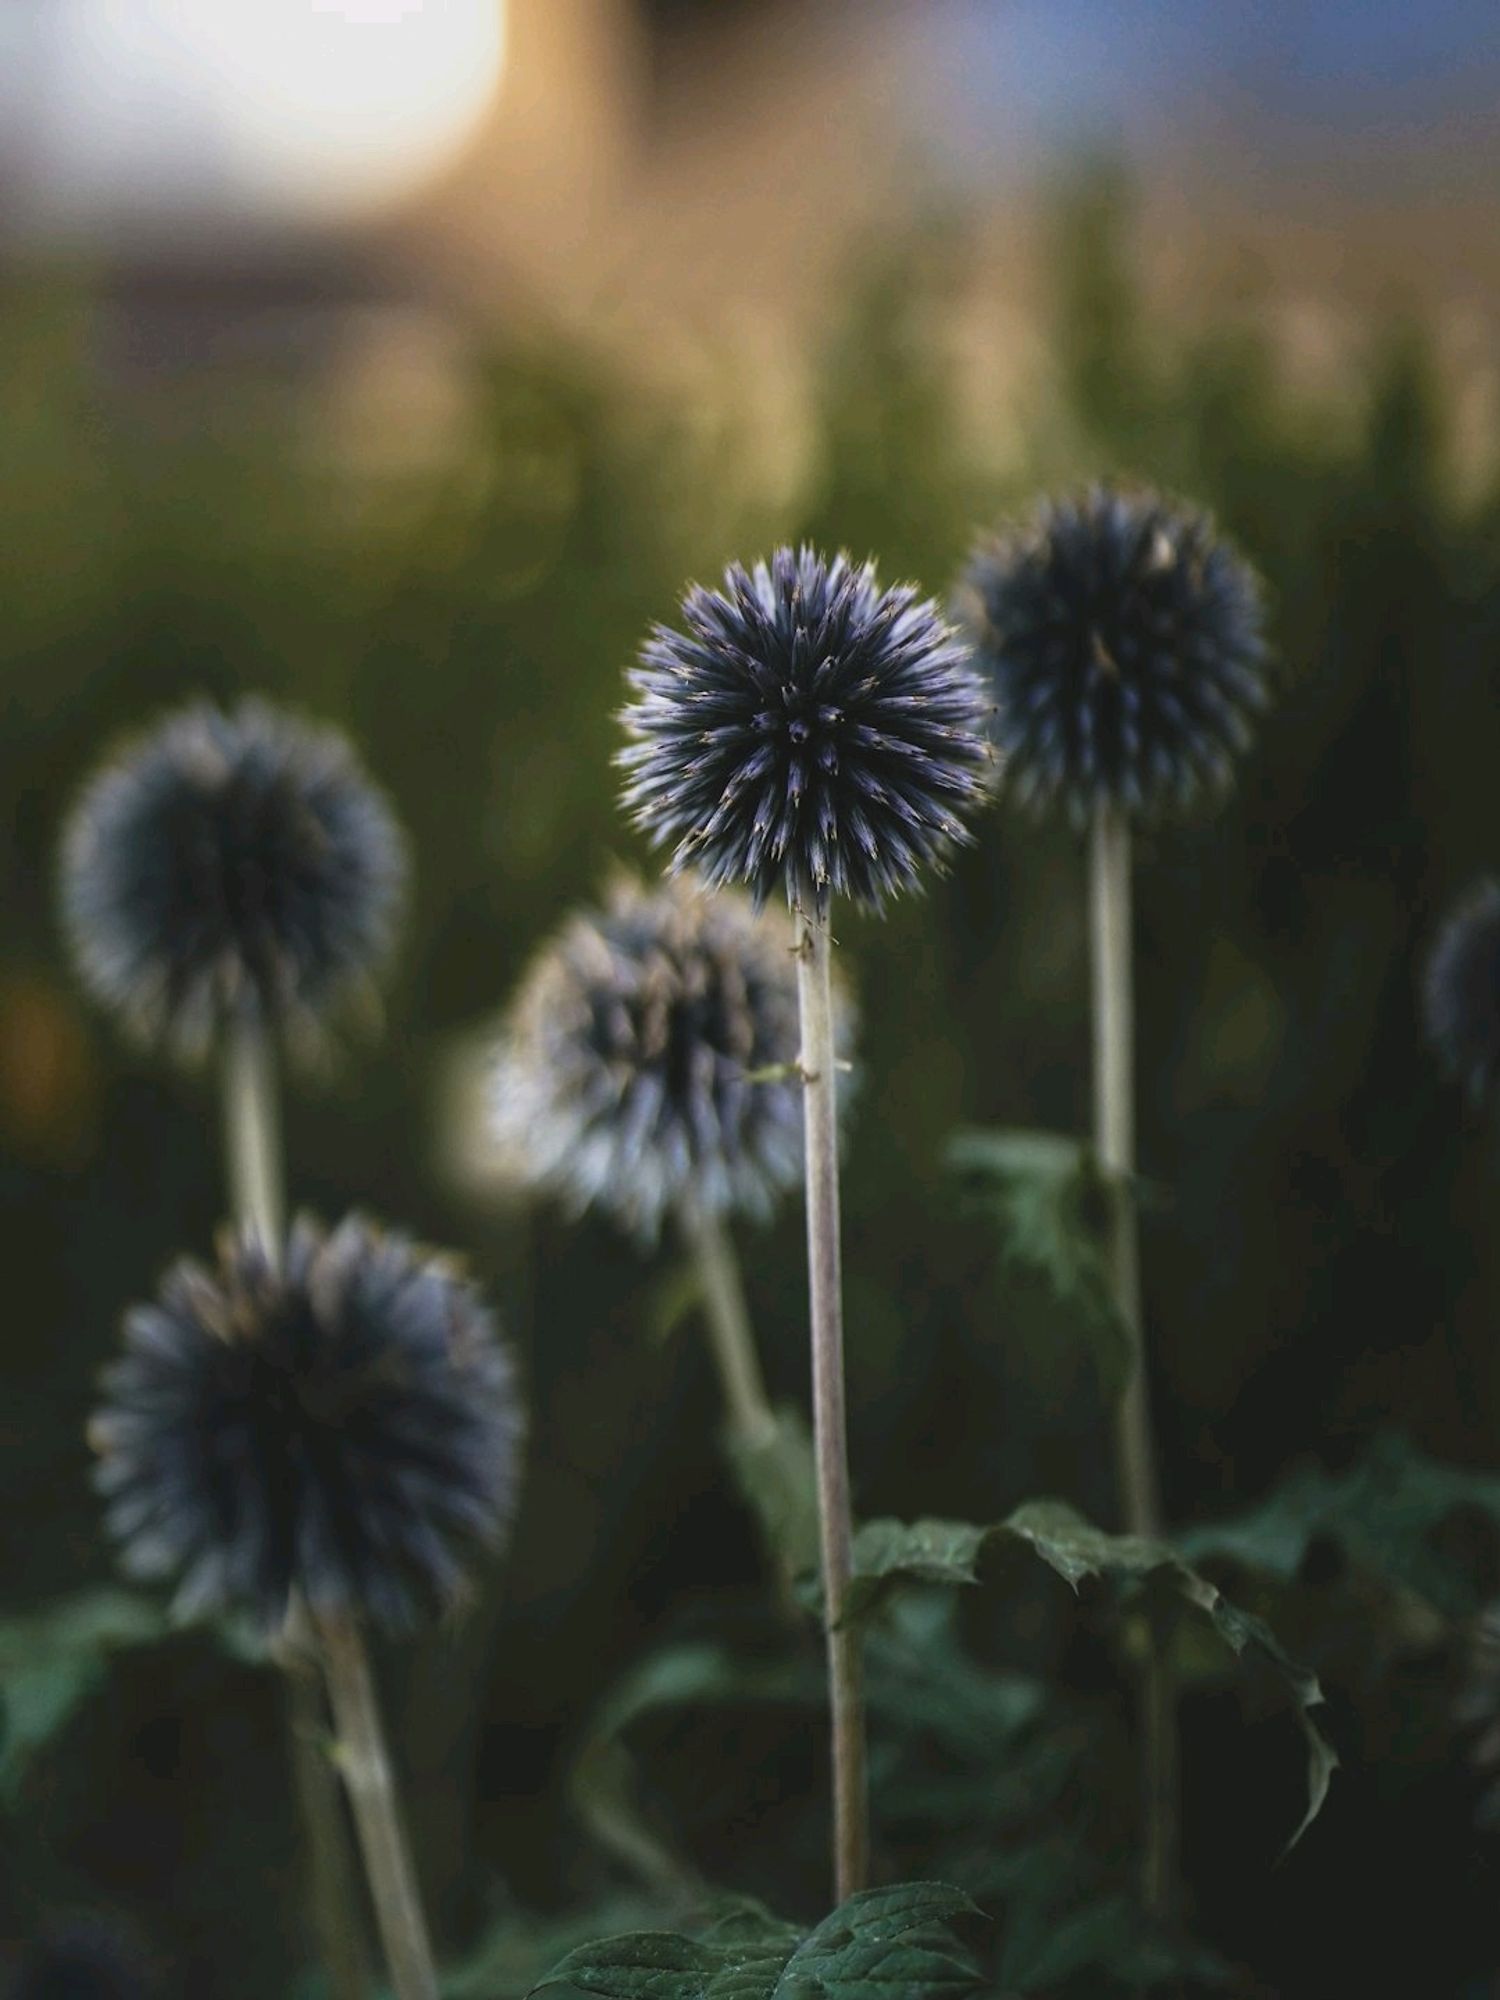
[11,0,508,230]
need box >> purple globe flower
[618,546,992,913]
[60,700,406,1060]
[491,877,851,1240]
[91,1215,523,1634]
[958,485,1271,823]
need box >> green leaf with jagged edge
[947,1128,1131,1392]
[0,1588,169,1799]
[725,1404,822,1580]
[1179,1431,1500,1620]
[845,1503,1336,1852]
[528,1882,985,2000]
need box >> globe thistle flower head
[958,484,1271,823]
[90,1215,523,1635]
[618,545,993,913]
[491,876,846,1240]
[60,699,407,1062]
[1424,878,1500,1106]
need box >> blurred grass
[4,170,1500,1996]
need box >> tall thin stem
[317,1612,441,2000]
[220,1014,375,1999]
[794,907,868,1904]
[1089,804,1176,1915]
[284,1658,374,2000]
[1089,810,1162,1541]
[222,1014,284,1253]
[675,1194,778,1451]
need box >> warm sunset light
[20,0,509,226]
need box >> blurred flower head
[91,1215,523,1635]
[618,546,992,913]
[957,485,1270,823]
[491,875,850,1240]
[60,699,407,1062]
[1425,877,1500,1106]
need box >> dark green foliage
[0,1592,167,1801]
[1181,1433,1500,1620]
[724,1408,823,1582]
[947,1129,1131,1392]
[529,1883,984,2000]
[844,1506,1334,1849]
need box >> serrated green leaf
[1180,1432,1500,1619]
[847,1505,1336,1851]
[774,1883,983,2000]
[0,1588,169,1799]
[947,1128,1131,1392]
[531,1884,983,2000]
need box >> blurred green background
[6,3,1500,1995]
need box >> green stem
[1089,805,1177,1917]
[795,907,868,1904]
[675,1195,778,1451]
[284,1654,374,2000]
[220,1015,374,1998]
[317,1612,441,2000]
[222,1014,284,1253]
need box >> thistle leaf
[1180,1431,1500,1619]
[947,1128,1131,1391]
[845,1504,1336,1851]
[0,1588,168,1799]
[530,1883,984,2000]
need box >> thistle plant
[490,875,852,1591]
[493,877,805,1430]
[959,484,1271,1912]
[58,699,445,2000]
[91,1216,523,1999]
[619,546,992,1899]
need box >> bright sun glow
[33,0,509,225]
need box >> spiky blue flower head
[90,1215,523,1635]
[1425,878,1500,1106]
[60,699,407,1062]
[618,546,993,913]
[957,485,1271,823]
[491,876,849,1240]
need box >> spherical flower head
[1425,878,1500,1106]
[60,699,407,1062]
[957,484,1271,823]
[618,546,993,913]
[90,1215,524,1634]
[491,876,850,1240]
